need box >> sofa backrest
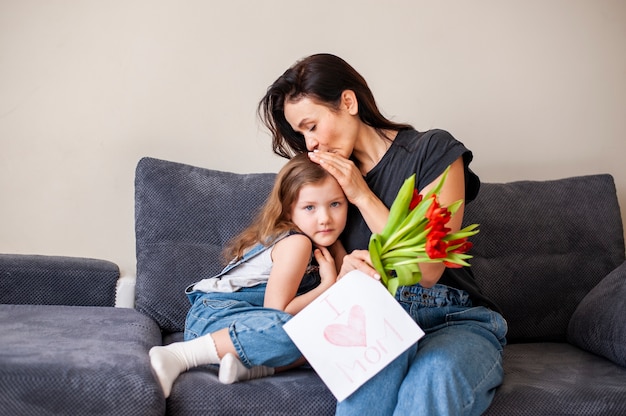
[134,157,275,333]
[134,157,625,342]
[464,174,625,342]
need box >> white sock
[149,334,219,398]
[218,353,275,384]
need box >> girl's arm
[264,234,337,315]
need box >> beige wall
[1,0,625,277]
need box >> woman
[259,53,507,416]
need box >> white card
[284,270,425,401]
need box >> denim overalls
[183,233,314,368]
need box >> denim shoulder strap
[185,230,305,294]
[211,231,302,278]
[217,242,267,276]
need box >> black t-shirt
[341,128,499,311]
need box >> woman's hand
[307,151,371,205]
[308,151,390,234]
[337,250,381,281]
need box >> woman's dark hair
[258,53,413,159]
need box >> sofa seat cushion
[164,338,626,416]
[167,366,335,415]
[162,332,335,415]
[483,343,626,416]
[0,304,165,416]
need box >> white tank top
[191,247,274,293]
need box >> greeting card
[284,270,424,401]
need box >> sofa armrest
[115,274,136,308]
[0,254,119,306]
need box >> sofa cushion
[161,333,335,414]
[463,174,625,342]
[567,260,626,367]
[483,343,626,416]
[167,366,335,415]
[134,157,276,333]
[0,304,164,415]
[0,254,119,306]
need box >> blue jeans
[336,284,508,416]
[184,284,302,368]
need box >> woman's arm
[264,234,337,315]
[413,157,466,287]
[333,157,467,288]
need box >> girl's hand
[327,240,347,274]
[266,235,337,315]
[313,246,338,287]
[338,250,381,281]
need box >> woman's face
[283,95,359,159]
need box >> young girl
[149,153,348,398]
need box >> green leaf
[443,224,480,241]
[381,199,433,251]
[396,264,421,287]
[368,234,387,285]
[380,175,416,240]
[387,278,399,296]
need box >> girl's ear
[341,90,358,115]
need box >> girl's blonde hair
[223,153,335,261]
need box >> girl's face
[283,95,359,158]
[290,176,348,248]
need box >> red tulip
[425,238,448,259]
[449,240,473,254]
[409,189,423,211]
[443,261,464,268]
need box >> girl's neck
[352,127,398,175]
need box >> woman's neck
[352,127,399,175]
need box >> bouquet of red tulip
[369,166,479,295]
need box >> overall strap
[185,230,308,295]
[214,230,302,278]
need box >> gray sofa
[2,156,626,415]
[0,254,164,415]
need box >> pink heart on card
[324,305,367,347]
